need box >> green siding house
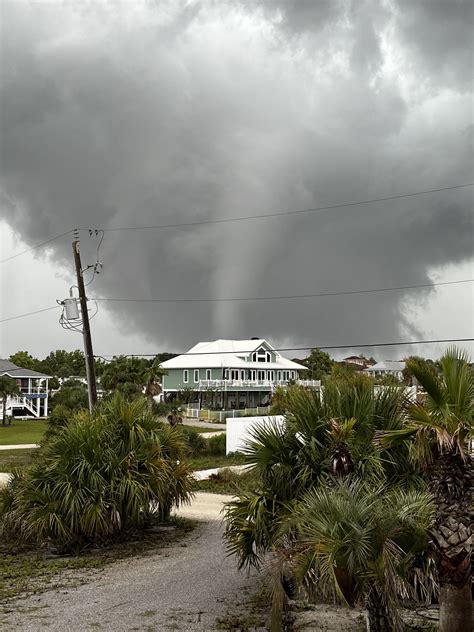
[160,339,318,408]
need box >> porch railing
[198,379,321,389]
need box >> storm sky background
[0,0,473,360]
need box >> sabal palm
[100,356,147,395]
[144,361,167,404]
[0,394,194,548]
[224,381,417,570]
[382,347,473,632]
[284,480,434,632]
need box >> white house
[364,360,405,381]
[0,359,50,418]
[160,338,318,408]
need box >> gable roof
[0,359,50,379]
[364,360,405,373]
[160,339,306,371]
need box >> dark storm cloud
[0,0,472,355]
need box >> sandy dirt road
[1,493,264,632]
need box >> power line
[84,182,474,232]
[94,337,474,359]
[90,278,474,305]
[0,306,60,323]
[0,230,73,263]
[2,277,471,324]
[2,183,472,263]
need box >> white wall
[226,415,285,455]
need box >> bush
[206,432,226,456]
[44,404,72,439]
[151,401,172,417]
[0,394,194,550]
[49,382,88,419]
[179,426,207,453]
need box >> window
[231,369,239,380]
[291,371,296,379]
[206,369,211,380]
[194,369,199,383]
[241,370,245,380]
[252,348,271,363]
[277,371,281,380]
[183,370,189,383]
[223,369,229,379]
[257,370,265,380]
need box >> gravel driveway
[1,493,262,631]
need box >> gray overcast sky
[0,0,473,360]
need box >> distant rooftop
[365,360,405,372]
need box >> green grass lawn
[0,449,38,472]
[189,453,247,471]
[0,420,47,445]
[0,450,245,474]
[185,426,222,434]
[194,467,258,495]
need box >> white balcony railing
[198,379,321,390]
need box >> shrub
[0,394,194,550]
[151,401,172,417]
[50,382,88,412]
[44,404,72,439]
[205,432,226,456]
[179,426,207,453]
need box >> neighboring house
[364,360,405,381]
[0,359,50,418]
[341,355,376,371]
[160,338,317,408]
[342,355,368,367]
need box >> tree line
[8,350,176,382]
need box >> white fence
[226,415,285,454]
[185,406,271,422]
[198,379,321,389]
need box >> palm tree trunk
[365,585,404,632]
[429,453,472,632]
[439,583,472,632]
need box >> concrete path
[1,493,260,632]
[0,443,39,450]
[199,430,226,439]
[193,464,251,481]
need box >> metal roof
[0,359,50,379]
[364,360,405,372]
[160,339,306,371]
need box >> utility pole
[72,238,97,410]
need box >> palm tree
[100,356,147,397]
[224,382,416,570]
[0,394,194,548]
[0,376,20,425]
[283,480,434,632]
[381,347,473,632]
[144,361,167,409]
